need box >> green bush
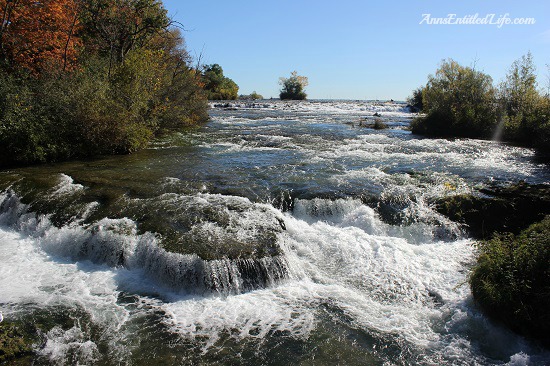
[201,64,239,100]
[279,71,308,100]
[240,91,263,100]
[407,86,424,112]
[410,53,550,157]
[410,59,499,138]
[0,1,209,167]
[470,216,550,343]
[0,36,208,167]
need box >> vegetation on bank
[410,53,550,156]
[239,91,263,100]
[435,183,550,344]
[412,55,550,341]
[0,0,209,167]
[201,64,239,100]
[470,216,550,345]
[279,71,308,100]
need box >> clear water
[1,100,549,365]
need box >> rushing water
[1,100,549,365]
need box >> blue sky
[163,0,550,100]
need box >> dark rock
[0,322,34,362]
[435,182,550,239]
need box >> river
[1,100,549,365]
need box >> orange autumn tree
[0,0,81,74]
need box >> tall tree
[79,0,171,75]
[0,0,81,74]
[201,64,239,100]
[500,52,539,119]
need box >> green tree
[279,71,308,100]
[407,86,424,112]
[79,0,171,75]
[499,52,542,142]
[201,64,239,100]
[239,91,263,100]
[411,59,499,138]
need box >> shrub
[469,216,550,343]
[411,59,499,138]
[410,53,550,157]
[279,71,308,100]
[240,91,263,100]
[373,119,388,129]
[201,64,239,100]
[407,86,424,112]
[0,1,209,167]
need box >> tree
[239,91,263,100]
[407,86,424,112]
[201,63,239,100]
[411,59,499,138]
[0,0,82,74]
[0,0,209,166]
[279,71,308,100]
[499,52,542,141]
[79,0,171,76]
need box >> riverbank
[435,182,550,344]
[1,100,549,364]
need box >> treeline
[409,53,549,156]
[201,64,239,100]
[0,0,209,167]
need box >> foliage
[470,216,550,343]
[499,53,539,125]
[279,71,308,100]
[411,53,550,157]
[240,91,263,100]
[410,59,499,138]
[0,0,208,167]
[406,86,424,112]
[530,96,550,155]
[373,119,388,130]
[78,0,170,66]
[201,64,239,100]
[0,0,81,74]
[498,53,549,153]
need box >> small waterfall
[0,190,289,295]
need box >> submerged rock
[0,322,34,362]
[0,178,290,295]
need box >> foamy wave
[210,100,413,117]
[0,190,288,295]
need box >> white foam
[1,191,548,364]
[0,227,132,361]
[50,174,85,197]
[211,100,414,118]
